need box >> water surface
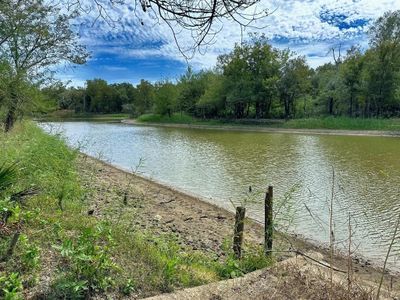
[40,122,400,270]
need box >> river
[40,121,400,270]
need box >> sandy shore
[77,153,400,298]
[121,119,400,138]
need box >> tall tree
[366,10,400,116]
[278,55,312,119]
[154,81,178,117]
[218,38,281,118]
[0,0,88,131]
[197,73,226,118]
[135,79,154,115]
[176,68,209,115]
[340,47,364,117]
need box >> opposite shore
[122,118,400,137]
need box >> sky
[59,0,400,87]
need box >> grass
[137,113,198,124]
[136,113,400,131]
[0,121,272,299]
[281,117,400,131]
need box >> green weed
[0,272,23,300]
[52,223,119,298]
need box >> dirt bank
[121,119,400,137]
[77,154,400,299]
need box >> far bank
[122,117,400,137]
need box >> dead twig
[376,213,400,300]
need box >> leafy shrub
[119,278,136,296]
[0,272,23,300]
[18,234,41,271]
[53,223,120,298]
[217,240,272,279]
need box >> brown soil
[77,154,400,299]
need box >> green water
[41,122,400,270]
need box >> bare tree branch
[66,0,271,59]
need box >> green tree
[135,79,154,115]
[86,79,114,113]
[176,67,209,115]
[218,38,281,118]
[278,54,312,118]
[218,44,254,118]
[313,63,344,116]
[154,81,178,117]
[197,73,226,118]
[340,47,364,116]
[365,10,400,117]
[0,0,88,131]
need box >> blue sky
[59,0,400,87]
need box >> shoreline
[121,119,400,137]
[80,153,400,284]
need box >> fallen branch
[272,250,347,273]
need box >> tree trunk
[283,97,290,119]
[328,97,334,115]
[348,89,354,117]
[4,106,15,132]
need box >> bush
[52,223,120,298]
[0,272,23,300]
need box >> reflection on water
[40,122,400,270]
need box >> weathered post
[264,186,273,256]
[233,206,246,259]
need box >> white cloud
[65,0,400,80]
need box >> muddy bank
[121,119,400,138]
[77,154,400,298]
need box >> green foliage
[197,73,226,118]
[137,113,195,124]
[135,79,154,116]
[278,55,312,118]
[0,0,88,130]
[0,272,23,300]
[0,163,16,193]
[119,278,136,296]
[218,37,282,118]
[154,81,178,116]
[118,232,218,292]
[175,68,210,115]
[18,234,41,271]
[52,223,119,298]
[217,240,272,279]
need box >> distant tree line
[43,10,400,119]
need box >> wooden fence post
[265,186,273,256]
[233,206,246,259]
